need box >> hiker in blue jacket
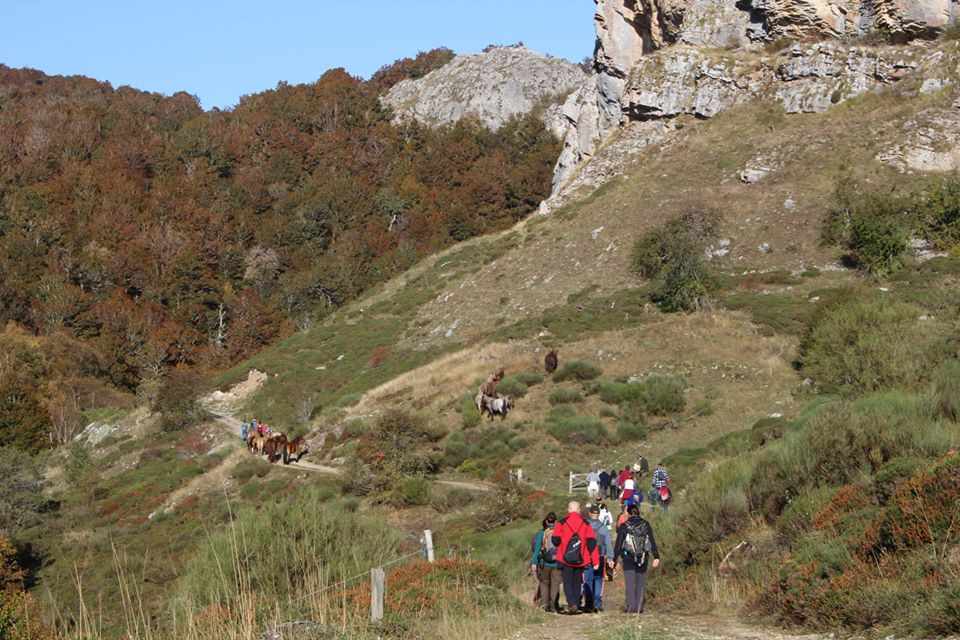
[584,504,614,612]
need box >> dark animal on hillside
[479,368,505,396]
[545,350,558,374]
[283,437,307,464]
[483,394,514,420]
[264,434,288,463]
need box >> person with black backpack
[551,501,599,615]
[613,504,660,614]
[530,512,562,613]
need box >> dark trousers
[623,564,648,613]
[561,565,584,610]
[537,566,562,612]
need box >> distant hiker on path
[552,501,599,615]
[531,512,562,613]
[613,504,660,614]
[650,462,670,506]
[599,469,611,499]
[587,469,600,500]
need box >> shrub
[429,487,474,512]
[823,176,915,275]
[153,367,209,432]
[545,416,607,444]
[614,421,647,443]
[549,386,583,405]
[64,442,94,485]
[0,449,45,536]
[514,371,544,386]
[631,209,722,311]
[598,374,688,416]
[458,392,481,429]
[390,476,430,507]
[797,290,935,394]
[355,408,443,478]
[495,375,529,398]
[442,432,476,469]
[553,360,602,382]
[231,457,270,482]
[640,374,688,415]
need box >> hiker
[607,469,618,499]
[613,504,661,614]
[637,455,649,477]
[598,502,613,531]
[620,473,636,505]
[585,505,614,612]
[659,486,672,514]
[241,421,248,442]
[587,469,600,500]
[651,463,670,506]
[531,513,562,613]
[598,469,611,499]
[616,466,631,498]
[551,501,599,615]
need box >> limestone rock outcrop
[381,46,586,132]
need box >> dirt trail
[512,609,829,640]
[207,409,494,492]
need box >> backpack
[540,526,558,564]
[560,519,586,566]
[623,520,651,565]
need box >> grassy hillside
[13,38,960,640]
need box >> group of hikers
[587,459,673,513]
[531,501,660,615]
[529,460,671,614]
[241,418,306,464]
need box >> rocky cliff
[381,45,586,131]
[548,0,959,200]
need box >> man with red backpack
[551,501,599,615]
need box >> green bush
[614,421,647,443]
[391,476,430,507]
[640,374,689,415]
[153,368,209,432]
[598,374,688,416]
[545,416,607,444]
[553,360,603,382]
[231,457,270,482]
[631,209,721,311]
[822,176,915,275]
[458,392,481,429]
[514,371,545,386]
[549,386,583,405]
[797,290,936,394]
[495,376,529,398]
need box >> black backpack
[561,519,585,565]
[623,519,651,565]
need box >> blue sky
[2,1,595,110]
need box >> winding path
[208,409,494,492]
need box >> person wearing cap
[585,504,614,612]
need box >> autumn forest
[0,49,560,452]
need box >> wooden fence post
[568,472,573,494]
[424,529,435,564]
[370,567,385,622]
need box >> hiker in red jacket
[551,501,599,615]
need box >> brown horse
[251,432,268,455]
[545,350,558,375]
[263,434,287,463]
[246,430,257,451]
[283,437,307,464]
[479,367,505,396]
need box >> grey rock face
[381,46,586,132]
[877,108,960,172]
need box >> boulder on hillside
[380,45,586,132]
